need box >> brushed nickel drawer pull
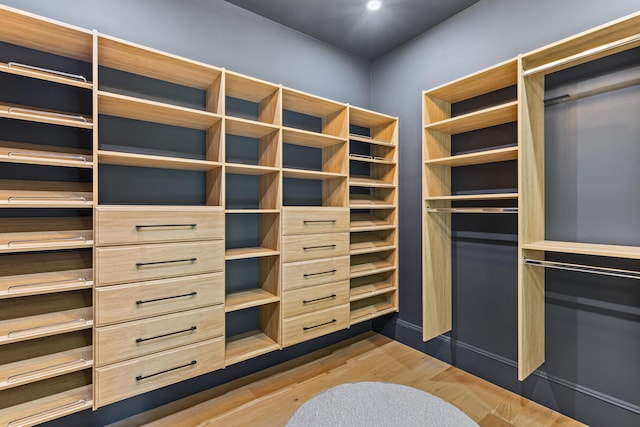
[136,360,197,381]
[136,258,197,268]
[8,399,87,427]
[8,277,87,293]
[8,151,88,162]
[8,107,88,123]
[303,294,337,304]
[135,325,197,343]
[135,224,197,230]
[136,291,198,305]
[7,358,87,383]
[8,196,88,203]
[8,318,87,337]
[8,236,87,246]
[303,220,336,224]
[303,244,336,251]
[303,319,337,331]
[303,269,337,278]
[8,62,88,82]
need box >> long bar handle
[303,244,336,251]
[303,319,337,331]
[136,291,197,305]
[303,220,337,224]
[8,151,88,162]
[136,360,197,381]
[303,294,337,304]
[136,258,197,268]
[136,326,197,343]
[523,258,640,280]
[8,277,87,293]
[8,400,87,427]
[8,236,87,246]
[8,62,88,82]
[7,358,87,383]
[136,224,197,230]
[303,269,337,278]
[8,107,88,123]
[8,318,87,337]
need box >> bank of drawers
[281,207,350,347]
[94,206,225,407]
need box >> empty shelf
[350,301,396,325]
[225,71,280,104]
[0,141,92,168]
[349,176,395,188]
[522,240,640,259]
[226,117,279,138]
[0,180,93,208]
[350,194,394,209]
[349,134,395,146]
[349,154,395,165]
[425,146,518,167]
[225,209,280,214]
[283,127,347,148]
[350,241,396,256]
[282,87,346,118]
[0,230,93,254]
[425,193,518,201]
[0,307,93,345]
[0,61,92,89]
[225,289,280,313]
[0,103,92,129]
[425,101,518,135]
[350,215,395,232]
[98,150,221,171]
[350,279,396,302]
[350,259,396,278]
[226,163,280,176]
[225,247,280,260]
[282,169,346,180]
[225,331,279,366]
[0,268,93,299]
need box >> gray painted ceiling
[224,0,481,60]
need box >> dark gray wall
[0,0,371,106]
[371,1,640,426]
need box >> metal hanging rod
[427,207,518,214]
[545,76,640,106]
[523,258,640,280]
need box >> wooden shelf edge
[0,141,93,168]
[424,101,518,135]
[350,285,396,302]
[0,268,93,300]
[224,331,280,366]
[522,240,640,259]
[0,61,93,89]
[0,103,93,129]
[349,134,395,146]
[350,245,396,256]
[98,150,221,171]
[350,225,396,232]
[425,146,518,167]
[225,247,280,260]
[425,192,518,201]
[350,265,396,279]
[349,305,397,326]
[225,289,280,313]
[282,169,346,180]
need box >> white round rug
[286,382,478,427]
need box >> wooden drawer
[282,256,350,291]
[95,305,224,366]
[95,273,224,326]
[282,304,349,347]
[96,206,224,246]
[96,241,224,286]
[282,232,349,263]
[282,207,349,235]
[95,337,224,408]
[282,280,349,319]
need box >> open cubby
[282,88,347,138]
[225,123,280,168]
[349,186,395,209]
[225,71,280,125]
[350,291,397,325]
[225,172,279,210]
[225,256,279,312]
[350,270,397,301]
[350,249,397,278]
[224,302,280,366]
[225,212,279,259]
[350,229,396,255]
[350,208,396,232]
[283,177,347,207]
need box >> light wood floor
[110,332,586,427]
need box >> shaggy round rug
[286,382,478,427]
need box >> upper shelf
[0,141,93,169]
[98,150,221,171]
[425,101,518,135]
[97,34,222,90]
[349,106,397,128]
[226,117,280,139]
[522,240,640,260]
[98,91,221,130]
[0,61,92,89]
[282,87,346,118]
[283,127,347,148]
[0,180,93,208]
[0,103,93,129]
[0,5,93,62]
[349,154,395,165]
[349,134,395,146]
[425,146,518,167]
[426,193,518,201]
[282,168,346,181]
[424,58,518,103]
[225,71,280,103]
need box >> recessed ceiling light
[367,1,382,11]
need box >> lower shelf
[350,251,396,278]
[0,307,93,345]
[225,331,279,366]
[350,296,396,326]
[0,268,93,299]
[225,289,280,313]
[0,384,92,427]
[350,277,396,302]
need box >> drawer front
[282,256,350,291]
[96,241,224,286]
[95,273,224,326]
[282,280,349,318]
[282,207,349,236]
[282,304,349,347]
[95,305,224,366]
[96,207,224,246]
[95,337,224,408]
[282,232,349,263]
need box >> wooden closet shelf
[283,127,347,148]
[349,154,396,165]
[0,182,93,208]
[0,230,93,254]
[0,268,93,299]
[226,163,280,176]
[98,91,221,130]
[349,107,397,128]
[350,242,396,256]
[0,346,93,391]
[425,192,518,201]
[283,169,346,180]
[350,301,396,325]
[0,103,93,129]
[522,240,640,259]
[226,117,280,139]
[350,260,396,278]
[225,209,280,214]
[425,101,518,135]
[98,34,222,89]
[0,61,92,89]
[349,176,395,188]
[225,289,280,313]
[349,194,394,209]
[225,330,280,366]
[225,247,280,260]
[0,384,92,427]
[225,71,280,103]
[349,134,395,146]
[350,215,395,232]
[98,150,221,171]
[350,280,396,302]
[0,141,93,168]
[0,307,93,346]
[282,87,346,118]
[425,146,518,167]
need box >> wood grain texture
[425,101,518,135]
[282,256,350,291]
[107,333,585,427]
[281,304,349,347]
[281,232,349,263]
[282,207,349,235]
[0,140,93,168]
[522,240,640,259]
[425,146,518,167]
[282,280,349,319]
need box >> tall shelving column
[348,106,399,325]
[422,58,519,341]
[93,35,226,408]
[0,6,95,425]
[518,12,640,380]
[280,88,351,347]
[223,71,282,365]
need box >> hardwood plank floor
[109,332,586,427]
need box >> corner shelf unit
[422,57,519,341]
[348,106,399,326]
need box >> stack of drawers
[93,206,225,407]
[280,207,351,347]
